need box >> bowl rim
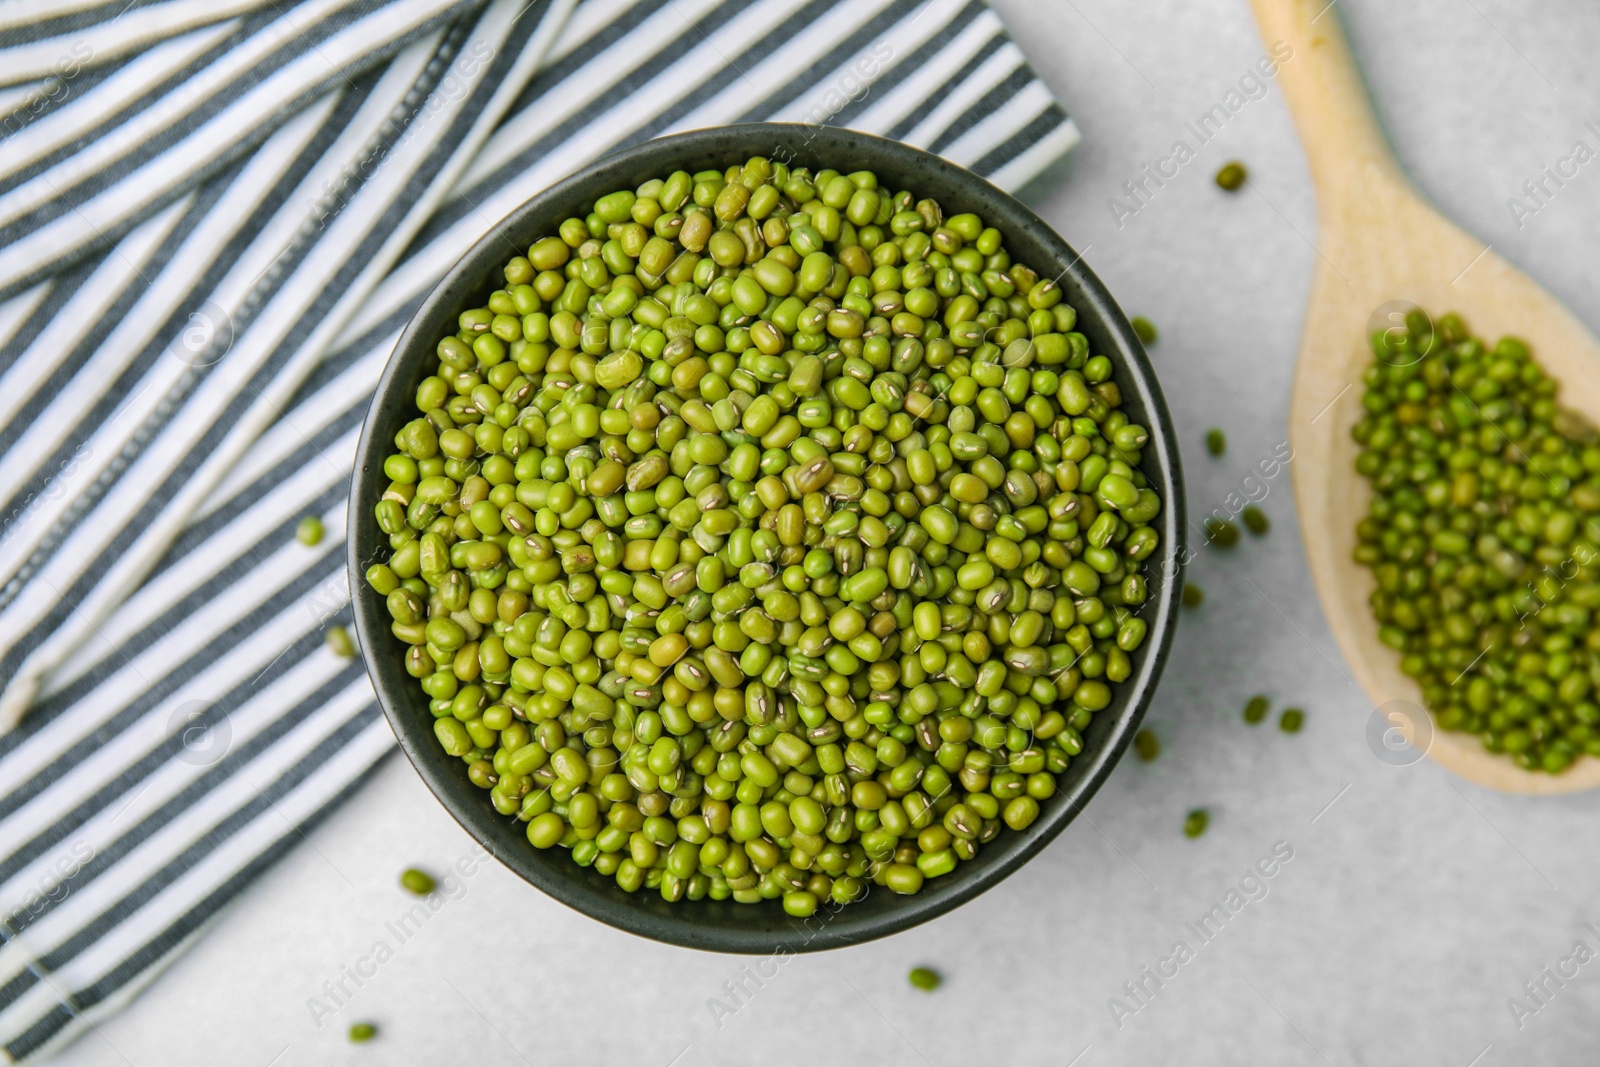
[349,122,1186,954]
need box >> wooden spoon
[1249,0,1600,793]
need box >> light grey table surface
[52,1,1600,1064]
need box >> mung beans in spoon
[1354,310,1600,773]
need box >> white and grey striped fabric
[0,0,1079,1058]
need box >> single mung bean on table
[1214,162,1247,191]
[1130,316,1157,346]
[1243,694,1268,724]
[1204,428,1226,457]
[1241,505,1269,535]
[369,157,1166,910]
[1353,310,1600,774]
[399,868,435,895]
[908,966,942,991]
[1133,727,1159,761]
[1183,808,1209,838]
[349,1023,377,1042]
[1204,517,1239,547]
[1279,707,1304,733]
[1181,582,1203,609]
[297,515,325,546]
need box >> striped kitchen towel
[0,0,1080,1059]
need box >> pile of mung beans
[1354,309,1600,773]
[366,156,1163,914]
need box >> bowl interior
[349,123,1185,953]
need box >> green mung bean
[1130,316,1157,346]
[909,966,942,991]
[1279,707,1304,734]
[1214,162,1246,191]
[1181,583,1203,609]
[326,625,357,659]
[1353,310,1600,773]
[1133,727,1159,761]
[1204,428,1226,457]
[1183,808,1209,838]
[1243,695,1268,724]
[297,515,325,546]
[1204,517,1239,547]
[1241,505,1269,535]
[370,157,1167,906]
[349,1023,377,1042]
[399,868,435,895]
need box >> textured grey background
[52,1,1600,1064]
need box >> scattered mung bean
[326,625,357,658]
[399,868,435,895]
[1204,517,1239,547]
[1133,728,1159,761]
[298,516,325,546]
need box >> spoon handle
[1248,0,1398,198]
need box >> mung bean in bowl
[349,124,1185,953]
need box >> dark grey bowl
[349,123,1185,954]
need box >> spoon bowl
[1251,0,1600,793]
